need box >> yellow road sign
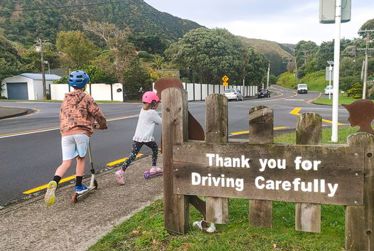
[222,75,229,83]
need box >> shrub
[347,82,362,99]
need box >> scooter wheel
[94,180,98,189]
[144,173,150,179]
[71,193,78,204]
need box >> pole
[362,36,369,99]
[266,63,270,89]
[331,0,341,143]
[329,65,332,100]
[38,39,47,100]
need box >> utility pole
[357,30,374,99]
[266,63,270,89]
[36,38,47,99]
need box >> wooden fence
[161,88,374,250]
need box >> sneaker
[44,181,57,207]
[149,166,162,174]
[75,184,88,194]
[115,169,125,185]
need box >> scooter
[143,169,163,179]
[71,142,98,203]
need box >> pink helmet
[142,91,160,104]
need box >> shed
[1,73,61,100]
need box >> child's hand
[93,123,107,129]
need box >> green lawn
[313,94,357,106]
[90,127,359,251]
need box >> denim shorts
[61,134,89,160]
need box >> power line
[12,0,126,12]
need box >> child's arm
[87,97,107,129]
[152,110,162,125]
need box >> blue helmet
[68,70,90,89]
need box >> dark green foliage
[347,82,363,99]
[0,35,24,81]
[167,28,267,86]
[0,0,202,46]
[123,59,152,100]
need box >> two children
[44,71,162,206]
[44,70,107,206]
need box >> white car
[324,85,333,95]
[224,89,244,101]
[297,84,308,94]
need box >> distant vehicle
[324,85,333,95]
[297,83,308,94]
[257,89,270,98]
[224,88,244,101]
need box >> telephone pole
[36,38,47,99]
[357,30,374,99]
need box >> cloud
[145,0,374,44]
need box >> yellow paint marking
[23,153,144,195]
[106,153,143,167]
[289,107,346,126]
[290,107,301,116]
[322,119,345,126]
[230,126,289,136]
[23,175,76,195]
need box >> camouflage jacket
[60,89,107,136]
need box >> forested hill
[239,37,294,75]
[0,0,202,46]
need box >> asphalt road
[0,86,349,206]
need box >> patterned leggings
[121,141,158,171]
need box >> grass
[313,94,357,106]
[90,127,359,251]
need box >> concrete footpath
[0,156,163,251]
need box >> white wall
[51,83,124,101]
[112,83,124,101]
[89,84,112,101]
[51,84,69,100]
[1,76,33,99]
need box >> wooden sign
[173,142,364,206]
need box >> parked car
[257,89,270,98]
[324,85,333,95]
[297,83,308,94]
[224,88,244,101]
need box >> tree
[166,28,247,85]
[123,59,152,99]
[83,21,137,84]
[56,31,98,69]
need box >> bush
[347,82,362,99]
[276,72,297,89]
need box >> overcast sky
[144,0,374,44]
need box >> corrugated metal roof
[20,73,61,81]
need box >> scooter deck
[144,171,163,179]
[71,180,98,203]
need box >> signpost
[162,88,374,249]
[222,75,229,87]
[320,0,351,142]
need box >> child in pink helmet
[115,91,162,184]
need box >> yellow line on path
[23,153,144,195]
[23,175,76,195]
[106,153,143,167]
[230,126,289,136]
[289,107,345,125]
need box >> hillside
[239,37,294,75]
[0,0,202,46]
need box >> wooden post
[295,113,322,233]
[162,87,189,234]
[346,133,374,250]
[205,94,229,224]
[248,106,273,227]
